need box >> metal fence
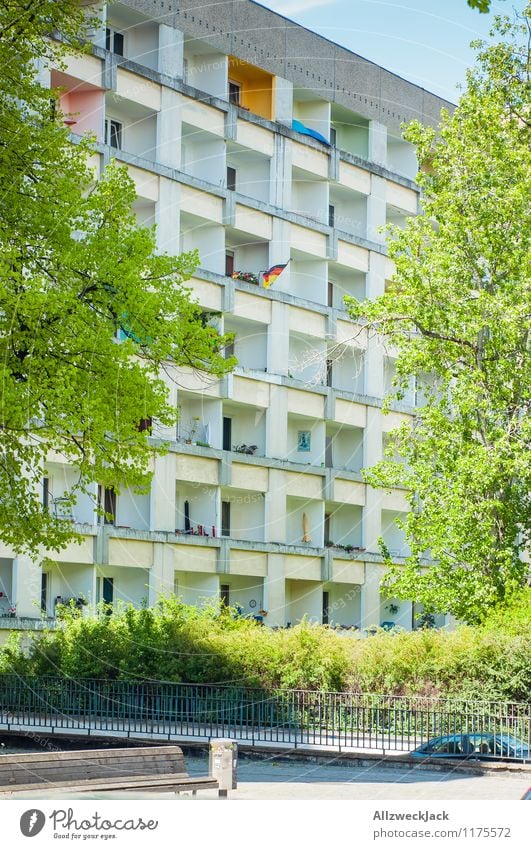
[0,676,529,759]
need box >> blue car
[411,733,529,762]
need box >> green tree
[0,0,234,554]
[468,0,494,12]
[348,15,530,623]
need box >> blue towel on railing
[291,119,330,146]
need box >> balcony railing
[0,616,57,631]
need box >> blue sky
[259,0,518,102]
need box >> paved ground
[5,752,529,801]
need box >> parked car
[411,733,529,762]
[521,788,531,800]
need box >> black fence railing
[0,677,529,759]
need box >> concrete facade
[0,1,452,636]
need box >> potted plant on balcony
[232,271,259,285]
[183,416,201,444]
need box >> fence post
[209,739,238,798]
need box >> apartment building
[0,0,453,639]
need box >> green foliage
[348,16,531,623]
[1,594,529,701]
[0,1,234,555]
[467,0,493,11]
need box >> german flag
[262,262,289,288]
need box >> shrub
[0,591,529,700]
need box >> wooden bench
[0,746,223,797]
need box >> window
[325,436,333,468]
[220,583,230,607]
[137,417,153,434]
[322,590,329,625]
[102,577,114,611]
[106,27,124,56]
[221,501,231,537]
[41,572,48,613]
[98,485,116,525]
[330,127,337,147]
[327,281,334,308]
[225,251,235,277]
[328,204,335,228]
[222,417,232,451]
[104,118,122,149]
[228,81,241,106]
[42,477,49,510]
[227,166,237,191]
[326,359,333,387]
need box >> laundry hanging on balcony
[262,261,289,289]
[291,119,330,146]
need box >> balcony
[286,496,324,548]
[324,502,363,550]
[51,70,104,142]
[387,133,418,180]
[327,264,366,309]
[379,597,413,630]
[45,464,97,525]
[0,615,57,631]
[184,41,227,98]
[381,509,411,559]
[227,56,274,120]
[285,578,323,625]
[386,203,412,233]
[219,576,264,618]
[43,561,96,617]
[288,330,327,386]
[176,392,221,450]
[325,424,364,473]
[285,254,327,305]
[181,123,225,185]
[174,571,219,607]
[328,344,365,395]
[132,198,156,229]
[323,582,361,628]
[383,356,415,405]
[223,402,266,458]
[114,485,150,532]
[175,481,218,538]
[106,5,159,71]
[224,316,268,373]
[329,184,367,240]
[220,487,265,543]
[95,566,150,609]
[330,105,369,159]
[225,231,269,284]
[104,93,157,161]
[180,211,225,275]
[291,166,328,226]
[0,559,13,616]
[226,143,271,204]
[293,95,331,145]
[287,414,325,468]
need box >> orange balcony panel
[51,70,105,142]
[228,56,274,121]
